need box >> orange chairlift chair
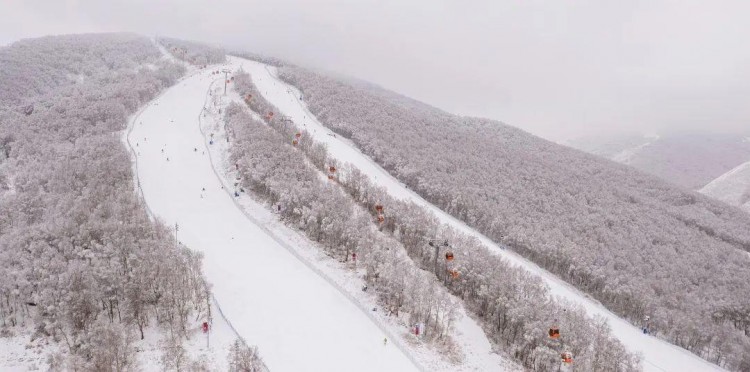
[549,326,560,339]
[561,352,573,364]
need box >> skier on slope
[383,337,387,346]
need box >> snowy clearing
[232,56,725,372]
[700,160,750,213]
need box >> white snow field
[231,56,726,372]
[701,160,750,213]
[126,65,420,371]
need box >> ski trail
[205,78,521,372]
[232,56,725,372]
[197,78,426,372]
[127,63,420,372]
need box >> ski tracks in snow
[127,63,421,372]
[196,77,427,372]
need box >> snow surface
[0,326,61,371]
[126,62,421,372]
[135,297,240,371]
[0,298,237,372]
[700,160,750,213]
[203,76,521,372]
[232,56,726,372]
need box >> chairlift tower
[222,68,232,95]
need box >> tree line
[0,33,231,371]
[276,65,750,370]
[158,37,227,66]
[230,71,640,371]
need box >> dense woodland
[231,72,639,371]
[156,37,226,66]
[569,132,750,190]
[277,66,750,370]
[224,101,461,346]
[0,34,218,370]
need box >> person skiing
[383,337,387,346]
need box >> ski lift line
[197,74,426,372]
[124,63,251,362]
[251,58,718,372]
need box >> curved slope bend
[128,63,419,372]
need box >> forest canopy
[0,33,210,370]
[279,66,750,370]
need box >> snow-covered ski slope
[232,56,726,372]
[207,79,521,371]
[127,65,419,372]
[701,160,750,213]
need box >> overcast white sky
[2,0,749,141]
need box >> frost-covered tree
[0,33,211,368]
[276,64,750,370]
[228,338,265,372]
[226,73,641,370]
[157,37,226,65]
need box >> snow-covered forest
[2,31,747,371]
[156,36,226,66]
[0,34,246,370]
[568,132,750,190]
[277,66,750,370]
[230,72,640,371]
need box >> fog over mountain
[3,1,750,370]
[2,0,750,142]
[568,131,750,190]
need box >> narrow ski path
[232,56,725,372]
